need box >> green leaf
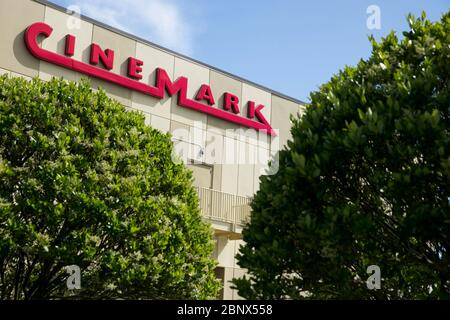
[234,10,450,300]
[0,76,219,300]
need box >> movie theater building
[0,0,305,299]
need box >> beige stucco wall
[0,0,306,299]
[214,236,247,299]
[0,0,44,78]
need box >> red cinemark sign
[24,22,275,136]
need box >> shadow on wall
[13,29,40,73]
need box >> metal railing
[195,187,251,226]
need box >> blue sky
[51,0,448,102]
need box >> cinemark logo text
[24,22,275,135]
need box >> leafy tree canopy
[0,76,219,299]
[234,11,449,299]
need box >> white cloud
[73,0,194,55]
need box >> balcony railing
[195,187,251,226]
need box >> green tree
[233,12,449,299]
[0,76,219,299]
